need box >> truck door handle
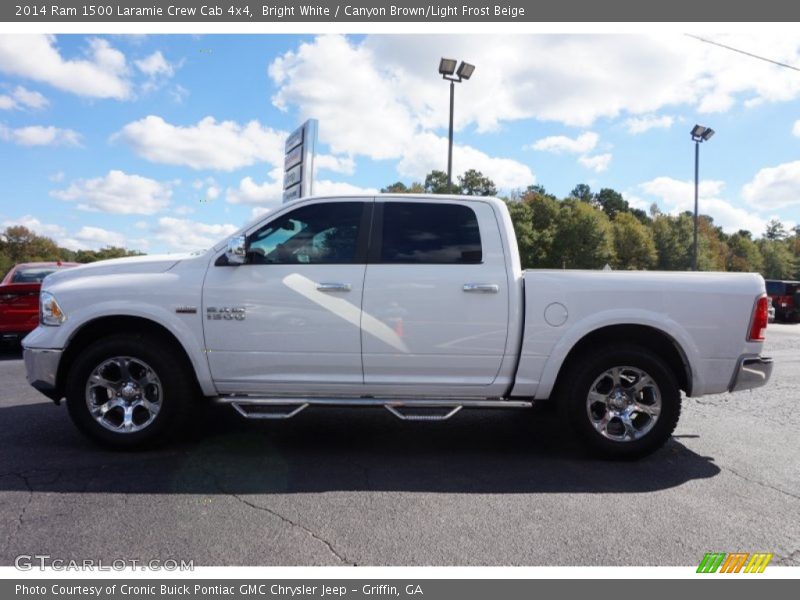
[463,283,500,293]
[316,282,352,292]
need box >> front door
[203,199,371,394]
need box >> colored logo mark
[697,552,773,573]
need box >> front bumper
[729,355,773,392]
[23,347,63,403]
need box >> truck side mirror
[225,235,247,265]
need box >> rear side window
[380,203,482,264]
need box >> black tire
[558,344,681,460]
[65,333,195,449]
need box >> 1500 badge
[206,307,246,321]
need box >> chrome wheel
[85,356,162,434]
[586,366,661,442]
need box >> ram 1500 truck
[22,195,773,458]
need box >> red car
[0,261,79,343]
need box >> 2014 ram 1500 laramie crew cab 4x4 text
[22,195,773,458]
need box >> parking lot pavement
[0,325,798,567]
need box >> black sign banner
[3,0,800,22]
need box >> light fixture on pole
[439,58,475,192]
[690,124,715,271]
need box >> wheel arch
[56,315,211,400]
[550,324,693,401]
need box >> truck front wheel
[65,334,194,449]
[560,344,681,459]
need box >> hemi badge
[175,306,197,314]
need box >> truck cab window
[248,202,364,264]
[380,202,482,264]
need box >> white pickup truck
[23,195,773,458]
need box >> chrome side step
[221,396,532,421]
[385,405,462,421]
[231,402,309,420]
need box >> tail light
[748,295,769,342]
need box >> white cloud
[250,206,274,220]
[315,154,356,175]
[62,226,126,250]
[173,205,196,216]
[578,153,612,173]
[270,34,800,154]
[742,160,800,210]
[226,173,283,206]
[0,86,48,110]
[227,168,379,209]
[269,35,416,160]
[0,35,130,99]
[0,125,80,146]
[793,119,800,137]
[314,180,379,196]
[135,51,179,94]
[397,132,535,189]
[114,116,285,171]
[12,86,48,109]
[135,51,174,77]
[638,176,768,234]
[1,215,130,251]
[2,215,66,240]
[625,114,674,134]
[154,217,238,252]
[205,185,220,201]
[52,170,172,215]
[529,132,598,154]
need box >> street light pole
[448,79,455,191]
[693,139,699,272]
[690,124,715,271]
[438,58,475,193]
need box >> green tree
[652,214,693,270]
[457,169,497,196]
[73,247,144,263]
[697,216,728,271]
[0,226,62,263]
[726,231,763,272]
[551,200,615,269]
[612,212,657,270]
[569,183,593,203]
[764,218,789,241]
[424,170,457,194]
[381,181,424,193]
[505,188,562,268]
[760,239,797,279]
[595,188,628,220]
[506,200,537,269]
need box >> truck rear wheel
[65,334,194,449]
[559,344,681,459]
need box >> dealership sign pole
[283,119,318,203]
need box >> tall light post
[439,58,475,191]
[690,124,715,271]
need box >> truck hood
[43,253,195,287]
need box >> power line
[685,34,800,73]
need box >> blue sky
[1,33,799,253]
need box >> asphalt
[0,325,798,566]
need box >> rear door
[360,199,510,391]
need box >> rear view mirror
[225,235,247,265]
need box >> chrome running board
[221,396,532,421]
